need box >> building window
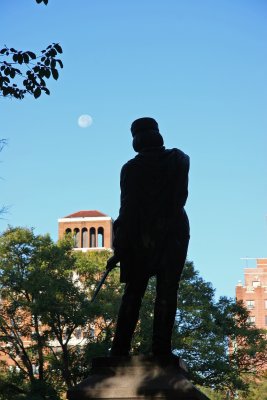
[264,300,267,309]
[74,228,80,248]
[246,300,255,309]
[65,228,71,235]
[98,227,104,247]
[81,228,88,248]
[90,228,96,248]
[247,316,255,324]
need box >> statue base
[67,355,210,399]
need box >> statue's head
[130,117,164,152]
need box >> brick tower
[236,258,267,329]
[58,210,113,251]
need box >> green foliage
[242,374,267,400]
[0,227,266,398]
[175,263,267,394]
[0,367,59,400]
[73,250,123,362]
[0,228,123,397]
[198,387,225,400]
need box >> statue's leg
[111,277,149,356]
[152,238,189,355]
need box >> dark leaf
[34,87,41,99]
[23,53,30,64]
[17,54,23,64]
[4,67,10,76]
[51,59,56,69]
[54,44,63,54]
[10,69,15,79]
[3,87,9,96]
[0,48,7,54]
[27,51,36,60]
[12,54,18,62]
[51,69,59,80]
[38,69,45,78]
[36,0,42,3]
[44,69,51,79]
[50,49,57,57]
[43,87,50,95]
[45,58,50,67]
[10,48,16,52]
[56,59,63,69]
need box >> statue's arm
[175,153,190,210]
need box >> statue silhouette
[107,117,190,357]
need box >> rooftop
[64,210,108,218]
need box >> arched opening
[98,227,104,247]
[73,228,80,248]
[81,228,88,248]
[65,228,71,235]
[90,228,96,248]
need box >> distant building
[236,258,267,329]
[58,210,113,251]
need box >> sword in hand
[90,255,119,303]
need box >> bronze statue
[107,117,190,357]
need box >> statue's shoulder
[166,148,190,164]
[120,158,137,179]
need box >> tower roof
[64,210,108,218]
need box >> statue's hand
[106,254,120,271]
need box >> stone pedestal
[67,355,210,400]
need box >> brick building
[236,258,267,329]
[58,210,113,251]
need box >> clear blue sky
[1,0,266,299]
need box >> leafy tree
[0,227,70,398]
[197,387,225,400]
[242,374,267,400]
[1,227,266,398]
[0,43,63,100]
[0,228,86,396]
[1,0,63,100]
[175,263,267,394]
[72,250,123,365]
[0,227,123,397]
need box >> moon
[78,114,93,128]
